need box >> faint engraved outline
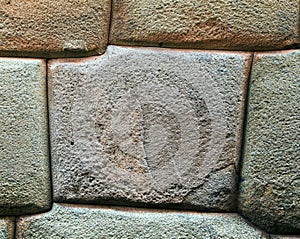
[70,48,227,191]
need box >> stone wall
[0,1,299,238]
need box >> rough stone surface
[0,218,14,239]
[49,46,251,210]
[0,58,51,215]
[110,0,300,50]
[17,203,268,239]
[0,0,110,57]
[239,50,300,234]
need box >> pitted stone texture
[0,0,110,57]
[49,46,251,210]
[239,50,300,234]
[17,204,268,239]
[110,0,299,50]
[0,58,51,215]
[0,218,14,239]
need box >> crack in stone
[136,98,155,187]
[181,163,235,203]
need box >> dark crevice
[45,58,54,213]
[107,0,114,45]
[12,217,17,239]
[236,52,255,203]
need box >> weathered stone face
[239,50,300,234]
[110,0,300,50]
[0,217,14,239]
[16,204,268,239]
[0,0,110,57]
[49,46,251,210]
[0,58,51,215]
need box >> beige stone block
[0,58,51,215]
[110,0,299,50]
[0,0,110,57]
[49,46,251,210]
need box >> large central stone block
[49,46,251,210]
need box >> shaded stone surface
[239,50,300,234]
[0,58,51,215]
[0,0,110,57]
[49,46,251,210]
[110,0,300,50]
[17,203,268,239]
[0,218,14,239]
[271,236,300,239]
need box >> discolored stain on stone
[0,0,110,57]
[110,0,300,50]
[0,217,14,239]
[239,50,300,234]
[16,203,268,239]
[0,58,51,215]
[49,46,251,210]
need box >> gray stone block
[0,217,14,239]
[0,58,51,215]
[16,203,268,239]
[49,46,251,210]
[239,50,300,234]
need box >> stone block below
[16,204,268,239]
[0,217,14,239]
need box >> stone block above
[48,46,251,210]
[0,58,51,215]
[110,0,300,50]
[0,0,111,57]
[239,50,300,234]
[0,217,14,239]
[16,204,268,239]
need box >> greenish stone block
[239,50,300,234]
[17,204,267,239]
[0,58,51,215]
